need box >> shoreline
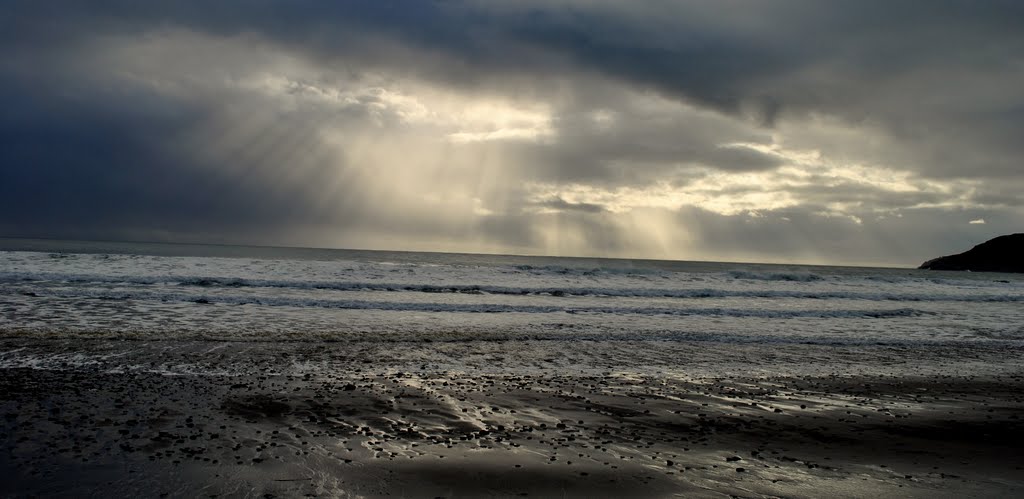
[2,338,1023,497]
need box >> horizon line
[0,234,917,270]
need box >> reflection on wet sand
[1,339,1022,497]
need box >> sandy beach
[2,338,1022,498]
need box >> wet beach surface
[2,339,1023,497]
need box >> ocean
[2,238,1022,364]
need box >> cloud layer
[2,1,1022,265]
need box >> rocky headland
[920,233,1024,273]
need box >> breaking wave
[2,271,1022,302]
[8,287,936,319]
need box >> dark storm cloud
[1,1,1022,262]
[0,65,335,242]
[7,1,1022,121]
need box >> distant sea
[2,237,1023,367]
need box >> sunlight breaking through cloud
[1,2,1021,265]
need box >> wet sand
[2,338,1023,497]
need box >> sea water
[2,238,1022,351]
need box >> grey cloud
[783,184,957,211]
[0,49,376,244]
[970,180,1024,208]
[2,1,1022,263]
[9,2,1021,115]
[504,91,780,187]
[533,197,607,214]
[6,2,1022,180]
[667,204,1024,266]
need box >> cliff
[919,233,1024,273]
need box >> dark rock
[919,234,1024,273]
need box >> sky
[1,1,1022,266]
